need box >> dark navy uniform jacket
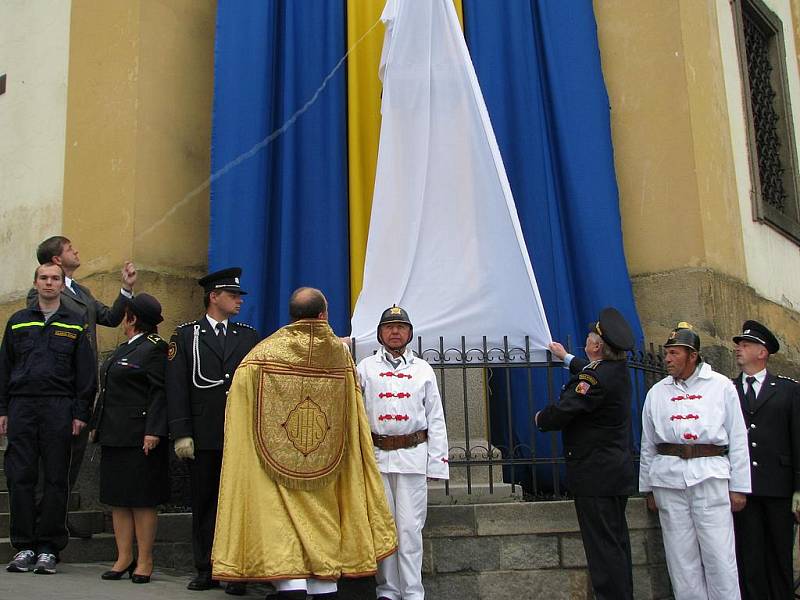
[166,317,259,450]
[92,333,168,447]
[27,282,127,359]
[734,371,800,497]
[0,304,97,421]
[537,357,635,496]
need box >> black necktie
[745,376,757,411]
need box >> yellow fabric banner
[346,0,463,310]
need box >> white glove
[174,436,195,460]
[792,491,800,514]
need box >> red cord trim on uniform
[379,372,412,379]
[377,414,410,421]
[441,458,448,463]
[683,432,698,440]
[670,414,700,420]
[670,394,703,401]
[378,392,411,399]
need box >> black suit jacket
[166,317,260,450]
[92,333,168,446]
[733,371,800,497]
[537,357,635,496]
[27,281,127,358]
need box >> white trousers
[274,578,337,595]
[652,478,740,600]
[377,472,428,600]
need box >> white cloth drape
[350,0,552,361]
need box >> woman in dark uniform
[91,294,168,584]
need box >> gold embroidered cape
[211,319,397,581]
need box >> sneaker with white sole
[33,553,56,574]
[7,550,36,572]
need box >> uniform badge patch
[54,330,77,340]
[578,373,598,386]
[575,381,591,395]
[168,341,177,361]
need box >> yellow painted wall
[62,0,215,278]
[594,0,746,280]
[57,0,216,351]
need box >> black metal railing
[165,336,667,509]
[391,335,668,500]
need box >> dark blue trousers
[5,396,73,555]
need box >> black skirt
[99,443,170,507]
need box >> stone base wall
[415,498,671,600]
[633,268,800,379]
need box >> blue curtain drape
[209,0,644,494]
[209,1,350,337]
[463,0,644,492]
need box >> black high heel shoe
[101,560,136,580]
[131,571,151,584]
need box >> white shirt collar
[670,362,712,388]
[128,332,145,344]
[64,276,75,292]
[205,315,229,331]
[377,345,415,365]
[742,368,767,385]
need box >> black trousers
[190,449,223,574]
[574,495,633,600]
[734,494,793,600]
[5,396,73,555]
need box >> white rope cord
[191,324,224,388]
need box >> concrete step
[0,491,80,512]
[0,534,194,570]
[0,509,104,538]
[0,533,117,563]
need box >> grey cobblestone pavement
[0,563,277,600]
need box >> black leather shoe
[275,592,306,599]
[100,560,136,580]
[312,593,338,599]
[225,581,246,595]
[131,572,151,584]
[67,519,93,539]
[187,573,220,590]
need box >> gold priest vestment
[211,319,398,582]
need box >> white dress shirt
[205,315,229,335]
[740,368,766,397]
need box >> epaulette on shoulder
[146,333,164,345]
[233,322,257,331]
[583,360,602,370]
[778,375,799,384]
[175,320,197,329]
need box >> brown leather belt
[372,429,428,451]
[657,443,728,459]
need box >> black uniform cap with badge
[732,319,780,354]
[198,267,248,295]
[377,304,413,346]
[126,293,164,326]
[664,322,701,354]
[574,307,634,396]
[589,307,635,352]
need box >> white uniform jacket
[639,362,751,494]
[357,348,450,480]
